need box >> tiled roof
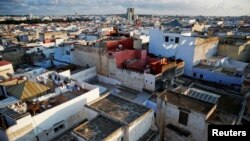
[7,80,50,101]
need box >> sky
[0,0,249,16]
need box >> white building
[192,56,249,88]
[0,70,100,141]
[149,28,219,76]
[157,88,243,141]
[72,94,156,141]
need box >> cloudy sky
[0,0,249,16]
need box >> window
[200,74,203,79]
[193,73,196,77]
[165,36,169,42]
[178,111,188,126]
[54,123,65,133]
[175,37,179,43]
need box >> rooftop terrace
[73,115,123,141]
[88,94,151,124]
[27,88,89,116]
[160,90,215,115]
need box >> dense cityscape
[0,1,250,141]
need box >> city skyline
[0,0,249,16]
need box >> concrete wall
[97,75,121,86]
[133,39,142,50]
[0,64,14,78]
[4,85,100,141]
[144,73,156,91]
[218,43,250,62]
[71,67,97,82]
[163,103,207,141]
[192,67,244,86]
[71,46,109,76]
[5,115,35,141]
[109,68,144,91]
[128,110,154,141]
[104,128,124,141]
[36,110,88,141]
[3,49,26,66]
[32,87,99,129]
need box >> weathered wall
[71,67,97,82]
[109,68,144,91]
[71,46,109,76]
[97,75,121,86]
[128,110,154,141]
[218,43,250,62]
[144,73,156,91]
[0,64,14,78]
[3,49,26,66]
[104,128,124,141]
[6,115,35,141]
[193,37,219,66]
[6,86,100,141]
[192,67,244,86]
[163,103,207,141]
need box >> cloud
[0,0,249,16]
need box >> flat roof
[27,89,89,116]
[88,94,151,124]
[73,115,122,141]
[194,64,238,76]
[160,90,215,115]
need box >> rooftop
[27,88,89,116]
[0,61,11,66]
[7,80,50,101]
[160,90,215,115]
[88,94,151,124]
[190,83,244,115]
[73,115,123,141]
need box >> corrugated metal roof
[0,96,19,108]
[7,80,50,101]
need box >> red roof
[0,61,12,66]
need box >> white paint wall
[59,70,71,78]
[128,110,154,141]
[192,67,244,86]
[144,73,156,91]
[71,67,97,82]
[164,103,207,141]
[104,128,123,141]
[193,39,218,67]
[32,87,99,133]
[149,28,196,76]
[110,68,144,91]
[97,75,121,86]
